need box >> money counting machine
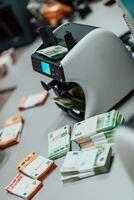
[31,22,134,120]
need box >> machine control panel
[31,55,65,82]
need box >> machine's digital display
[41,61,51,75]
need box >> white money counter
[0,2,134,200]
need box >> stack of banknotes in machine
[37,45,68,60]
[71,110,125,150]
[48,125,71,160]
[60,144,112,182]
[53,85,85,114]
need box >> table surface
[0,2,134,200]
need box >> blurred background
[0,0,120,52]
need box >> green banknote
[48,125,71,160]
[68,86,85,101]
[53,97,85,112]
[96,110,125,133]
[37,45,68,60]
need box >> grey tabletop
[0,3,134,200]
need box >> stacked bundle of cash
[37,45,68,60]
[0,114,24,149]
[71,110,125,150]
[17,152,56,181]
[5,173,43,200]
[60,144,112,182]
[3,113,24,127]
[79,130,114,149]
[48,125,71,160]
[18,91,48,111]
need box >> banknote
[60,144,112,181]
[54,97,85,112]
[37,45,68,60]
[48,125,71,160]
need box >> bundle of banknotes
[6,173,43,200]
[17,152,56,181]
[48,125,71,160]
[6,152,56,199]
[60,144,112,182]
[18,91,48,111]
[53,85,85,114]
[0,48,16,78]
[71,110,125,150]
[0,114,24,149]
[37,45,68,60]
[54,97,85,113]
